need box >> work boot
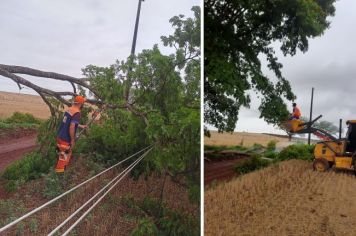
[55,150,71,173]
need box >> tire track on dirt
[0,133,37,171]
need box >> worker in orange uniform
[55,95,88,173]
[290,102,301,120]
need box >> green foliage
[248,143,265,153]
[264,150,277,159]
[1,116,59,190]
[80,6,201,201]
[1,152,56,189]
[76,113,148,166]
[0,112,41,134]
[125,196,199,236]
[42,170,63,198]
[83,157,104,175]
[188,184,200,204]
[4,112,41,124]
[266,140,277,151]
[0,199,25,226]
[235,155,271,174]
[29,218,38,233]
[0,122,38,130]
[16,222,25,235]
[277,144,315,161]
[158,210,199,236]
[204,0,336,131]
[204,145,247,152]
[131,218,158,236]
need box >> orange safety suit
[55,106,81,173]
[292,106,301,119]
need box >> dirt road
[0,132,37,171]
[205,160,356,236]
[205,154,249,185]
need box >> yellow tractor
[286,115,356,174]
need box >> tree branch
[0,64,101,99]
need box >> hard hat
[74,95,86,104]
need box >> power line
[0,145,152,233]
[48,147,152,236]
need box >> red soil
[204,155,249,185]
[0,131,37,171]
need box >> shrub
[4,112,41,124]
[266,140,277,151]
[42,170,63,198]
[204,145,222,151]
[124,196,200,236]
[76,113,148,166]
[249,143,265,152]
[277,143,314,161]
[159,210,199,236]
[1,116,62,192]
[235,155,271,174]
[264,150,277,159]
[204,145,247,152]
[0,112,41,135]
[131,218,158,236]
[1,151,57,191]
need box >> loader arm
[284,114,337,141]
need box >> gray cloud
[0,0,199,93]
[236,0,356,134]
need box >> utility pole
[308,87,314,145]
[131,0,144,56]
[126,0,145,101]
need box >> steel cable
[47,147,152,236]
[61,148,152,236]
[0,145,152,233]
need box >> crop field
[205,131,289,147]
[0,91,49,119]
[205,160,356,236]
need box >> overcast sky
[0,0,199,94]
[234,0,356,135]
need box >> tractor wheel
[313,158,330,172]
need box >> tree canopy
[204,0,336,132]
[79,6,201,201]
[0,6,200,203]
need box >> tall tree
[204,0,336,132]
[81,6,201,202]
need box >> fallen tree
[1,6,201,206]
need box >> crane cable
[48,147,153,236]
[0,145,152,233]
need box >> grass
[0,199,26,227]
[123,196,200,236]
[233,143,315,175]
[277,143,314,161]
[42,170,63,198]
[1,150,57,192]
[234,155,272,174]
